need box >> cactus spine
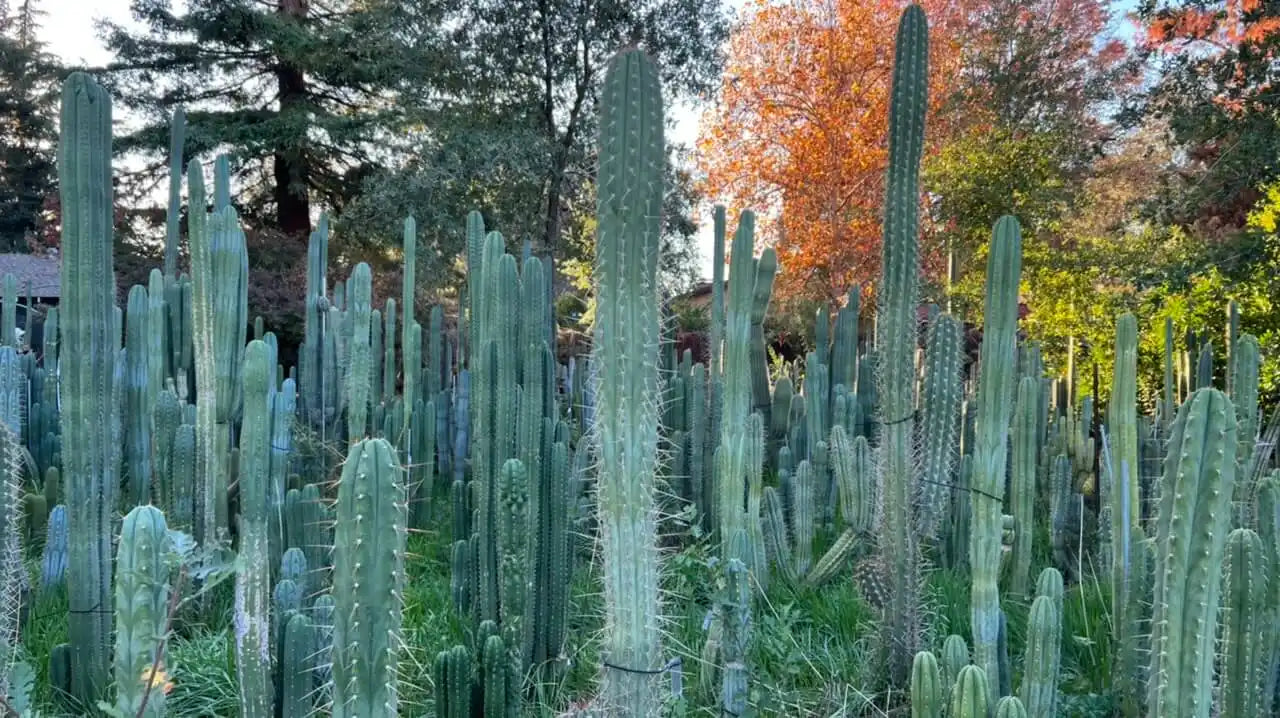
[332,438,407,716]
[591,48,666,714]
[1019,593,1061,717]
[969,216,1023,704]
[112,505,172,718]
[59,71,119,704]
[1148,388,1237,718]
[1007,376,1038,596]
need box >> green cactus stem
[1217,527,1269,718]
[59,71,119,705]
[911,651,944,718]
[1148,388,1237,718]
[591,48,667,715]
[112,505,172,718]
[332,438,407,717]
[235,340,275,717]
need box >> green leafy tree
[340,0,729,291]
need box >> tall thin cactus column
[969,216,1022,705]
[59,71,120,705]
[236,340,275,716]
[875,2,929,684]
[592,48,666,715]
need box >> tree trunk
[276,0,312,239]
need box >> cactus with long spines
[1148,388,1238,718]
[332,438,407,717]
[591,48,667,715]
[873,4,930,682]
[0,425,19,703]
[59,71,119,704]
[1217,527,1269,718]
[112,505,172,718]
[917,313,963,540]
[281,612,315,718]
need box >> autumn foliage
[696,0,975,306]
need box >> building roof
[0,254,60,298]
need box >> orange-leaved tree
[696,0,977,307]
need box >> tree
[341,0,729,292]
[98,0,443,241]
[696,0,977,307]
[1135,0,1280,230]
[0,0,59,252]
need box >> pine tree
[99,0,433,241]
[0,0,59,253]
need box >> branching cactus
[1148,388,1237,718]
[59,71,120,704]
[112,505,173,718]
[591,47,666,715]
[1217,527,1269,718]
[236,340,275,716]
[331,437,407,717]
[968,216,1022,704]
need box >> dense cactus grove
[0,5,1278,717]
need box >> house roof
[0,254,60,298]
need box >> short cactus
[112,505,173,718]
[911,650,944,718]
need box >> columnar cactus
[874,3,929,682]
[1217,527,1269,718]
[1148,388,1237,718]
[911,651,944,718]
[1019,593,1061,717]
[59,71,119,704]
[332,438,407,717]
[0,425,19,703]
[347,263,373,440]
[917,313,963,540]
[951,664,992,718]
[592,48,666,714]
[112,505,172,718]
[281,612,316,718]
[1007,376,1038,596]
[236,340,275,716]
[969,215,1023,703]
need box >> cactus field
[2,4,1280,718]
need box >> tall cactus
[969,216,1023,704]
[591,48,666,715]
[331,438,407,717]
[1148,388,1237,718]
[347,263,373,440]
[0,424,19,704]
[1007,376,1038,596]
[236,340,275,716]
[113,505,172,718]
[59,71,119,704]
[874,3,929,682]
[917,314,963,539]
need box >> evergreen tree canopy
[0,1,58,252]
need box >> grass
[15,491,1123,717]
